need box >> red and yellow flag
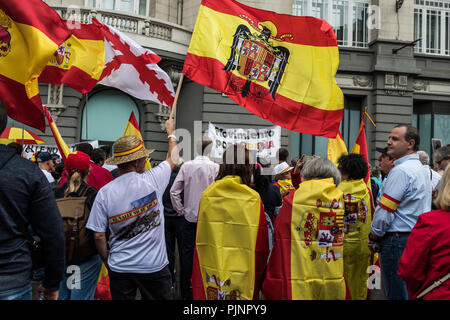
[338,179,374,300]
[0,0,71,132]
[44,106,71,163]
[39,22,105,94]
[351,118,370,185]
[183,0,344,137]
[263,178,346,300]
[191,176,269,300]
[327,130,348,167]
[122,111,152,170]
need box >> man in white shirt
[170,137,219,300]
[37,152,55,184]
[86,119,178,300]
[418,150,441,198]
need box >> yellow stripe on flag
[187,5,343,111]
[290,178,346,299]
[2,21,58,98]
[327,131,348,167]
[196,176,262,300]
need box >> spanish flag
[262,178,346,300]
[122,111,152,170]
[191,176,269,300]
[327,130,348,167]
[39,22,105,94]
[183,0,344,137]
[0,0,71,132]
[44,106,71,163]
[338,179,374,300]
[351,118,370,185]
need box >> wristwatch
[167,134,177,141]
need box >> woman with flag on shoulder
[263,157,348,300]
[191,143,269,300]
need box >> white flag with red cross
[93,18,175,107]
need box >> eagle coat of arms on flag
[223,21,290,100]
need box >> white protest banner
[208,123,281,160]
[23,140,99,160]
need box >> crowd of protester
[1,102,449,300]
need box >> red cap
[65,151,91,173]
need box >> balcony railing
[51,6,191,46]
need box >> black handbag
[0,152,45,271]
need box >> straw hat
[106,135,154,165]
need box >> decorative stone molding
[154,105,172,131]
[412,79,429,92]
[46,84,66,121]
[335,74,373,89]
[353,75,373,88]
[384,74,407,96]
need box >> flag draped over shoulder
[122,111,152,170]
[39,22,105,94]
[263,178,346,300]
[0,0,71,132]
[338,179,374,300]
[183,0,344,137]
[327,130,348,167]
[191,176,269,300]
[92,18,175,107]
[44,106,72,163]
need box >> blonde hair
[64,170,89,197]
[434,165,450,211]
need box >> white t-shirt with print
[86,161,171,273]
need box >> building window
[291,96,363,158]
[81,89,140,144]
[292,0,370,48]
[86,0,149,16]
[413,100,450,160]
[414,0,450,55]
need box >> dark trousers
[164,216,184,284]
[180,219,197,300]
[109,266,172,300]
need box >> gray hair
[301,158,341,186]
[417,150,429,165]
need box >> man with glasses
[434,145,450,175]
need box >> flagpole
[21,122,24,145]
[169,73,184,120]
[85,93,88,140]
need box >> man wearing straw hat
[86,119,179,300]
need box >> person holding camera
[368,125,432,300]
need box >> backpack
[56,186,97,265]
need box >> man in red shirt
[60,143,113,190]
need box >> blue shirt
[371,153,432,236]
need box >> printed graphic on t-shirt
[109,191,161,241]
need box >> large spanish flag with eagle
[39,21,105,94]
[262,178,347,300]
[183,0,344,137]
[191,176,269,300]
[0,0,71,132]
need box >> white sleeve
[86,191,109,233]
[144,160,172,193]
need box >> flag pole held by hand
[169,73,184,120]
